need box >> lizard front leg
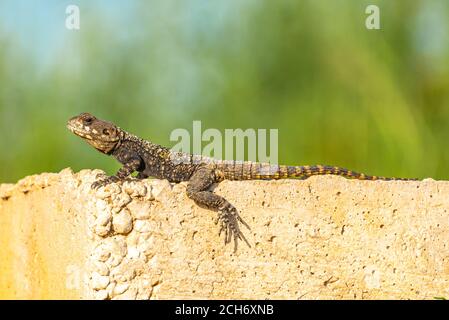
[186,166,251,252]
[92,157,143,189]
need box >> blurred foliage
[0,0,448,183]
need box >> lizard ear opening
[103,128,110,136]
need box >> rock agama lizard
[67,112,416,251]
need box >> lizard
[67,112,417,252]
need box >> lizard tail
[217,161,417,181]
[284,165,417,181]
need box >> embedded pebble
[106,281,116,297]
[171,183,186,194]
[122,182,134,195]
[92,272,110,290]
[0,184,14,200]
[150,179,171,200]
[112,209,133,234]
[111,193,132,213]
[95,199,110,212]
[113,268,136,283]
[125,232,140,247]
[133,184,148,197]
[111,237,128,257]
[136,278,154,299]
[95,209,112,227]
[134,220,152,233]
[102,237,128,267]
[123,181,147,198]
[113,283,130,295]
[94,223,111,237]
[92,244,111,262]
[128,201,152,220]
[127,246,140,259]
[144,186,155,201]
[90,261,109,276]
[137,288,153,300]
[95,183,122,199]
[95,188,112,200]
[87,213,96,230]
[93,289,109,300]
[137,239,155,257]
[107,255,124,268]
[113,288,137,300]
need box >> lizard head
[67,112,121,154]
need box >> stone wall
[0,169,448,299]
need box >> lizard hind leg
[186,167,251,252]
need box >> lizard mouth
[66,122,93,140]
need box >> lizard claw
[91,176,119,190]
[217,208,251,252]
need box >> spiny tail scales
[283,164,416,181]
[216,161,416,181]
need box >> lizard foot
[216,205,251,253]
[91,175,120,189]
[136,172,149,179]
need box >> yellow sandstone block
[0,168,448,299]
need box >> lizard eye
[84,117,93,125]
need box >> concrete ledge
[0,169,448,299]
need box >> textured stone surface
[0,169,448,299]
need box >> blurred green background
[0,0,448,183]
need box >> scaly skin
[67,112,417,252]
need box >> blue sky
[0,0,241,71]
[0,0,447,73]
[0,0,140,69]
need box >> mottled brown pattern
[67,113,417,251]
